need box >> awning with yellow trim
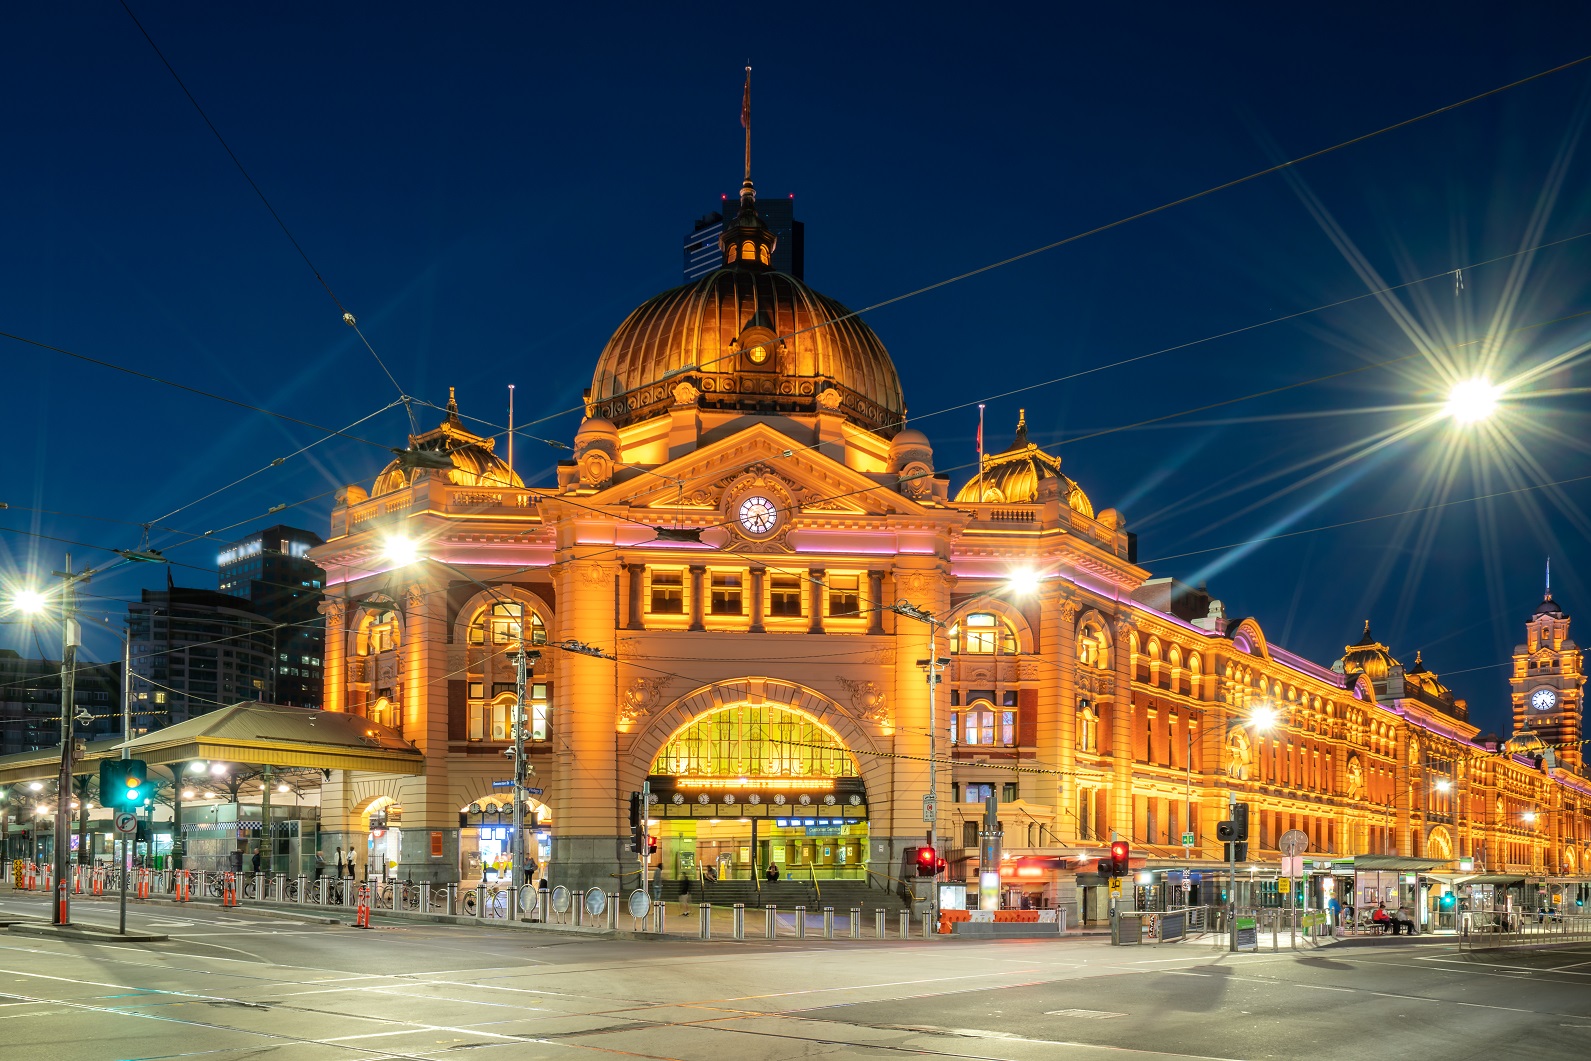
[0,703,424,784]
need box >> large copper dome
[587,185,905,436]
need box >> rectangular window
[710,572,743,615]
[1001,711,1015,746]
[827,574,860,617]
[468,703,485,741]
[530,682,550,740]
[1002,690,1018,707]
[1002,782,1018,803]
[966,783,995,804]
[962,821,979,848]
[491,682,516,698]
[468,682,484,699]
[489,603,523,644]
[769,574,803,616]
[490,701,510,742]
[649,569,684,614]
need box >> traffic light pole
[1227,790,1237,953]
[510,647,538,907]
[52,556,83,927]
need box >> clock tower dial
[1532,688,1558,712]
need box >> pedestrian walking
[314,851,326,880]
[678,875,693,916]
[250,847,262,875]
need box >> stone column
[550,552,620,894]
[1108,616,1136,841]
[626,563,645,630]
[319,599,346,714]
[394,576,456,884]
[1394,726,1412,857]
[688,565,706,632]
[808,567,826,635]
[1038,588,1077,842]
[748,567,766,633]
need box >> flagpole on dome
[741,62,752,183]
[976,403,986,502]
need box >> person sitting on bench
[1371,903,1394,934]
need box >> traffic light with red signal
[914,846,947,876]
[1109,840,1130,878]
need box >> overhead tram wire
[117,0,418,432]
[502,51,1591,443]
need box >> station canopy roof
[0,703,423,785]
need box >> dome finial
[718,65,777,271]
[446,386,460,426]
[1014,408,1028,446]
[1546,556,1552,600]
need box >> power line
[117,0,415,427]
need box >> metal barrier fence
[1461,910,1591,951]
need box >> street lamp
[1224,702,1276,951]
[1444,378,1500,424]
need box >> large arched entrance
[647,700,868,881]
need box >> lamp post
[1223,702,1276,951]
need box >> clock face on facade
[738,495,778,535]
[1532,688,1558,712]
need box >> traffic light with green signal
[99,758,148,810]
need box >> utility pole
[510,645,540,905]
[918,647,949,926]
[52,556,84,926]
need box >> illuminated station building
[312,155,1591,920]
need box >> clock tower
[1510,563,1585,771]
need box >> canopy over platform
[0,704,423,785]
[1313,854,1453,874]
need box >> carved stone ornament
[834,677,890,726]
[671,380,700,407]
[816,387,842,411]
[1056,599,1079,624]
[320,599,346,625]
[1112,614,1137,637]
[579,450,613,487]
[1075,669,1115,697]
[618,676,673,727]
[579,563,608,587]
[404,585,426,610]
[863,646,895,667]
[898,461,933,500]
[1017,660,1040,681]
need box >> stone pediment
[586,423,933,521]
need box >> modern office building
[218,525,326,708]
[0,649,121,756]
[125,588,276,728]
[684,192,802,281]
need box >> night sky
[6,4,1591,738]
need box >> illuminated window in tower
[759,245,770,265]
[710,571,743,615]
[958,701,1015,747]
[769,574,803,617]
[1078,623,1109,668]
[742,240,756,260]
[650,703,859,779]
[950,613,1017,655]
[1078,704,1098,752]
[649,569,685,614]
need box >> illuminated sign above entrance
[676,777,835,791]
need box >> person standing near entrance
[678,875,693,916]
[347,852,357,879]
[334,847,344,878]
[314,851,326,880]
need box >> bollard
[574,892,584,927]
[446,882,457,915]
[733,903,745,940]
[823,907,834,939]
[475,883,487,920]
[608,893,620,931]
[699,902,711,939]
[652,901,665,935]
[317,876,329,906]
[796,905,807,939]
[851,908,862,939]
[295,875,306,904]
[174,870,191,903]
[273,873,285,902]
[875,910,886,938]
[922,913,932,939]
[420,884,431,915]
[222,871,240,908]
[899,911,910,939]
[765,904,777,939]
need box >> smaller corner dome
[954,409,1093,517]
[574,416,620,444]
[1337,620,1400,682]
[371,388,524,498]
[1406,650,1452,699]
[892,427,930,449]
[1534,594,1567,619]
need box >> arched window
[950,613,1018,654]
[1078,623,1109,669]
[357,610,399,656]
[759,245,770,265]
[742,240,756,260]
[468,602,546,646]
[651,703,858,778]
[369,695,396,729]
[954,699,1013,747]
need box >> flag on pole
[741,68,751,129]
[976,404,985,456]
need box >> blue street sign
[490,780,514,789]
[525,787,544,796]
[1167,870,1183,884]
[1190,871,1203,882]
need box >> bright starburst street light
[1247,703,1280,732]
[1444,378,1500,424]
[10,587,48,614]
[384,534,421,566]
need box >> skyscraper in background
[126,587,276,727]
[683,193,803,281]
[217,525,326,709]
